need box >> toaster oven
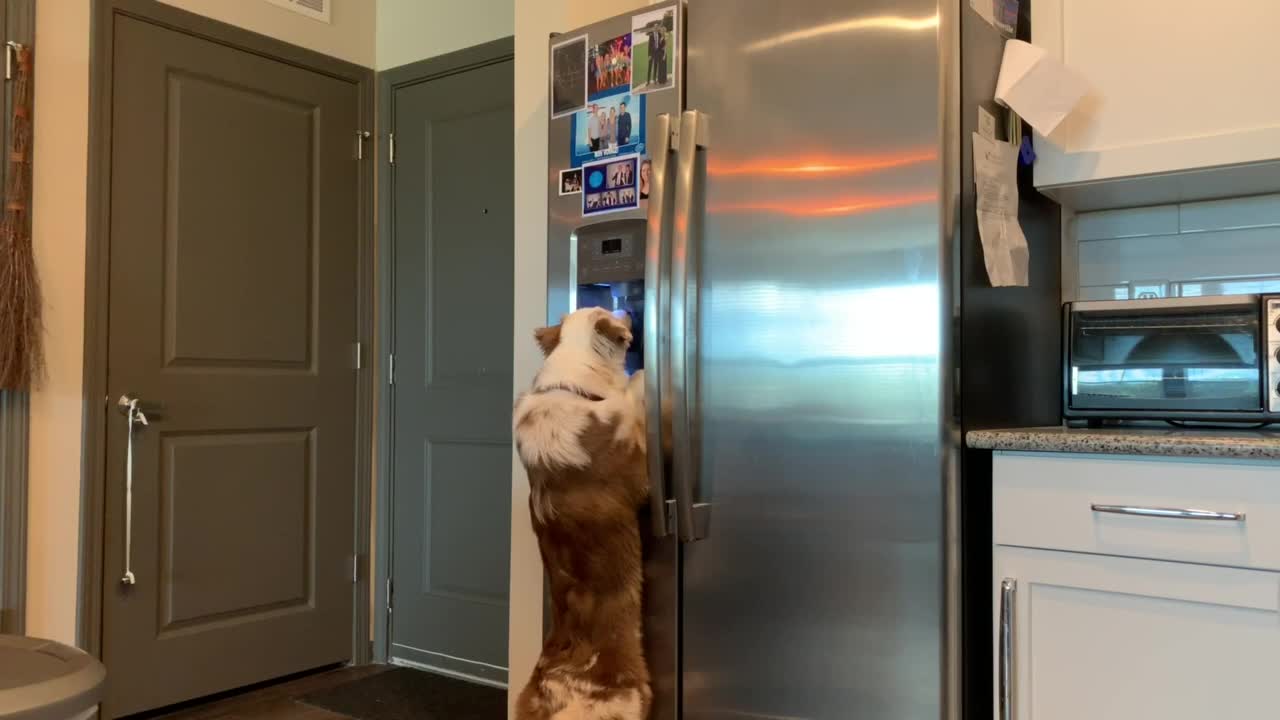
[1063,295,1280,424]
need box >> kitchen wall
[160,0,376,67]
[376,0,511,70]
[26,0,91,646]
[510,0,658,714]
[26,0,377,647]
[1067,193,1280,301]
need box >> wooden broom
[0,43,39,390]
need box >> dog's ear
[534,324,562,356]
[594,313,632,346]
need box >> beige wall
[377,0,511,70]
[26,0,91,646]
[26,0,376,647]
[509,0,657,714]
[159,0,376,67]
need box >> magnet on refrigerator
[582,153,639,217]
[570,94,646,168]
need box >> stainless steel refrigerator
[544,2,1062,718]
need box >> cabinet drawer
[993,453,1280,571]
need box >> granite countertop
[967,426,1280,460]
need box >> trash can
[0,636,106,720]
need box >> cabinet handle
[999,578,1016,720]
[1091,504,1244,522]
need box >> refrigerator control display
[601,238,623,255]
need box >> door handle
[644,113,676,537]
[1091,504,1245,522]
[999,578,1016,720]
[116,395,152,586]
[670,109,710,543]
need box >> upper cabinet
[1031,0,1280,210]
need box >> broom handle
[4,43,30,236]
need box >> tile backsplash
[1071,193,1280,301]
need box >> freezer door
[544,6,685,720]
[681,1,950,718]
[546,1,682,324]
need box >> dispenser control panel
[575,221,646,286]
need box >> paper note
[978,105,998,142]
[969,0,1017,36]
[994,39,1089,138]
[972,132,1029,287]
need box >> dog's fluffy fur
[513,307,651,720]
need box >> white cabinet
[992,452,1280,719]
[1031,0,1280,209]
[994,546,1280,720]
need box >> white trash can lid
[0,636,106,720]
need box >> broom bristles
[0,45,40,391]
[0,231,42,390]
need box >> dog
[513,307,651,720]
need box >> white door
[994,546,1280,720]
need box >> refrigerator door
[681,0,951,718]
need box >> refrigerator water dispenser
[571,219,646,375]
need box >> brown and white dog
[513,307,651,720]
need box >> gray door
[102,14,360,718]
[388,57,514,685]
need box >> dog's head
[535,307,633,365]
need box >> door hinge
[386,577,394,613]
[351,554,360,583]
[388,133,396,165]
[356,130,371,160]
[388,353,395,385]
[352,341,363,370]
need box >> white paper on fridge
[994,39,1088,137]
[972,132,1029,287]
[969,0,1016,36]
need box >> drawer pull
[1091,504,1245,522]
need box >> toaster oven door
[1068,300,1263,414]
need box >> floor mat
[300,666,505,720]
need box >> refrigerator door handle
[670,109,710,543]
[645,113,676,538]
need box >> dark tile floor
[140,665,389,720]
